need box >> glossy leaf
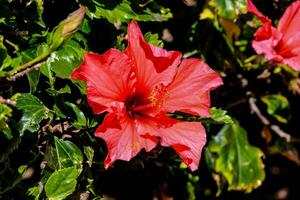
[261,94,290,123]
[84,0,172,23]
[208,122,265,192]
[45,167,78,200]
[44,136,83,170]
[47,40,84,79]
[65,102,87,129]
[16,93,51,135]
[215,0,247,19]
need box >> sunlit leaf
[208,122,265,192]
[261,94,290,123]
[16,93,51,135]
[83,0,172,23]
[47,40,84,79]
[199,8,215,20]
[215,0,247,20]
[44,136,83,170]
[210,107,234,124]
[45,167,79,200]
[144,32,164,48]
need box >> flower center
[125,84,169,118]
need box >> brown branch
[7,61,45,81]
[249,97,291,142]
[0,96,16,106]
[249,97,270,125]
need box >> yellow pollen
[149,83,169,108]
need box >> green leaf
[215,0,247,20]
[46,85,71,96]
[0,104,12,139]
[53,104,67,119]
[27,185,42,200]
[208,122,265,192]
[167,107,232,125]
[84,0,172,23]
[16,93,51,135]
[261,94,290,123]
[210,107,234,124]
[83,146,94,167]
[0,35,10,67]
[65,102,87,129]
[47,40,84,79]
[45,167,79,200]
[32,0,45,27]
[27,69,40,93]
[45,136,83,170]
[144,32,164,48]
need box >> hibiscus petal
[126,21,182,92]
[137,113,206,171]
[160,122,206,171]
[71,49,134,114]
[252,27,283,62]
[164,58,223,117]
[247,0,271,23]
[95,113,158,169]
[278,1,300,42]
[283,55,300,71]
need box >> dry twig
[249,97,291,142]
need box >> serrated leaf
[215,0,247,20]
[84,0,172,23]
[16,93,50,135]
[45,167,79,200]
[261,94,290,123]
[210,107,234,124]
[45,136,83,170]
[208,122,265,192]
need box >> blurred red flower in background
[71,21,222,171]
[248,0,300,71]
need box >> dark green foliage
[0,0,299,199]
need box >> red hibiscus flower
[71,21,223,171]
[248,0,300,71]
